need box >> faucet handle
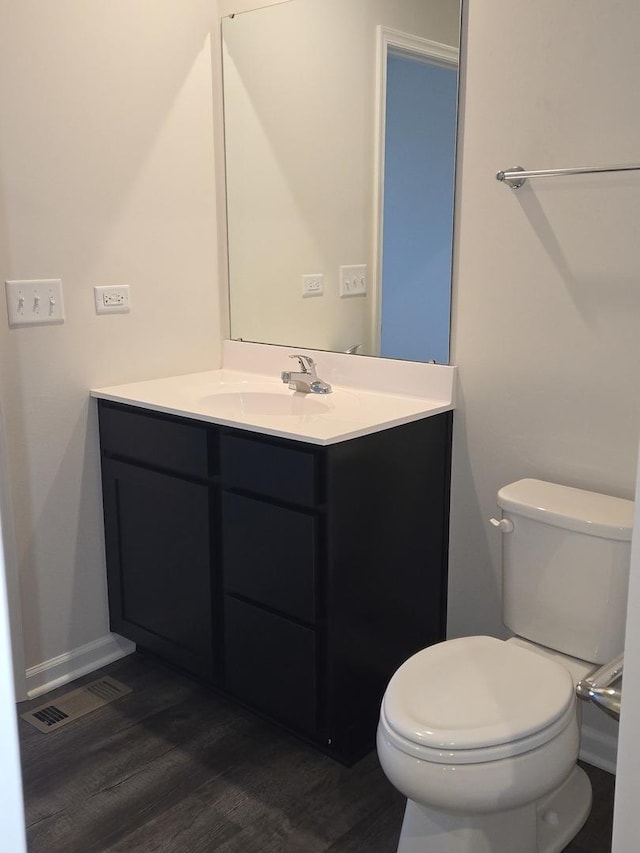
[289,354,315,373]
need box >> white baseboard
[579,722,618,775]
[25,633,136,700]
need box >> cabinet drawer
[222,492,316,623]
[220,433,318,506]
[224,596,316,735]
[98,403,209,478]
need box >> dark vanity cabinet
[98,400,452,763]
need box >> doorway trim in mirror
[372,27,459,358]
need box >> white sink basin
[199,391,331,417]
[91,355,455,445]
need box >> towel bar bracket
[576,653,623,722]
[496,166,527,189]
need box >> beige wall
[0,1,222,676]
[449,0,640,765]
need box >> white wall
[0,498,26,852]
[450,0,640,768]
[612,445,640,849]
[0,1,222,685]
[0,399,26,698]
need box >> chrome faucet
[281,354,332,394]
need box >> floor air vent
[21,676,132,733]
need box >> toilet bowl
[377,479,633,853]
[376,636,592,853]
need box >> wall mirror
[222,0,460,363]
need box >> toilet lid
[383,636,575,751]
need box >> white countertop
[91,342,456,445]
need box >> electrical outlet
[94,285,131,314]
[5,279,65,327]
[339,265,367,297]
[302,274,324,297]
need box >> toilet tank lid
[497,479,634,541]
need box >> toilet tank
[498,479,634,665]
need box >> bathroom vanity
[93,344,455,763]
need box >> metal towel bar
[496,163,640,189]
[576,654,623,722]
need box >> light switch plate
[5,279,65,327]
[339,265,367,297]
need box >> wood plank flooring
[18,652,615,852]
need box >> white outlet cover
[94,285,131,315]
[302,274,324,297]
[5,279,65,327]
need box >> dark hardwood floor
[18,652,615,853]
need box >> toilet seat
[381,635,576,764]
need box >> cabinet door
[102,458,215,680]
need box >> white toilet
[377,478,634,853]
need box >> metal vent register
[21,676,132,733]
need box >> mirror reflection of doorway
[380,50,457,363]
